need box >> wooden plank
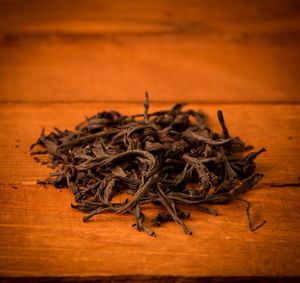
[0,183,299,277]
[0,1,299,280]
[0,103,299,185]
[0,0,299,103]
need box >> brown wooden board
[0,184,299,277]
[0,102,299,278]
[0,0,299,281]
[0,103,298,185]
[0,0,299,103]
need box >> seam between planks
[0,101,300,105]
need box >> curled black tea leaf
[31,93,266,236]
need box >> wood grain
[0,0,299,280]
[0,0,299,103]
[0,103,299,185]
[0,183,299,277]
[0,102,299,277]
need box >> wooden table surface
[0,1,299,282]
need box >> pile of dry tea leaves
[31,94,266,236]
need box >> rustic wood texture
[0,103,299,185]
[0,0,299,281]
[0,0,299,103]
[0,184,299,277]
[0,103,299,278]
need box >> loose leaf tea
[31,95,266,236]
